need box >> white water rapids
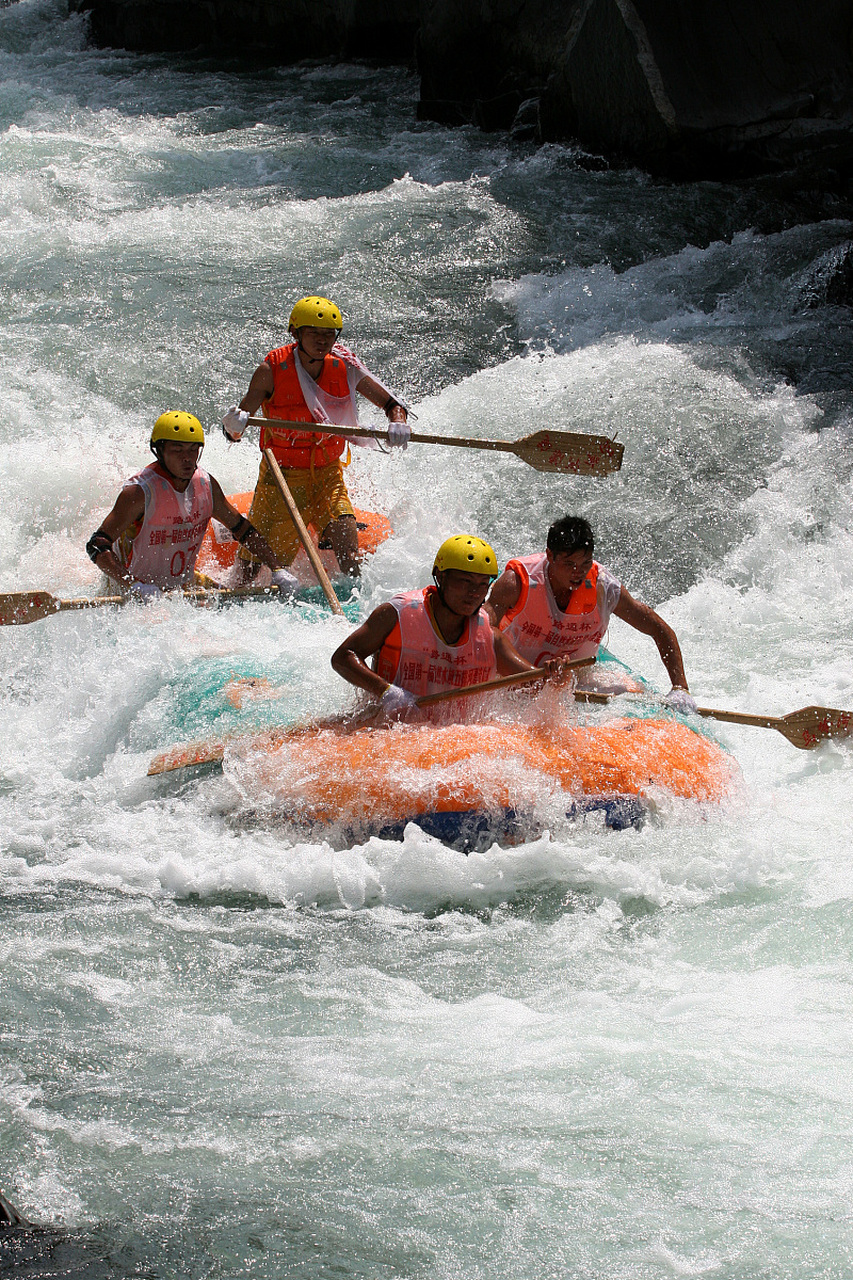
[1,2,853,1276]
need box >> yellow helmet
[433,534,499,578]
[151,411,205,447]
[288,295,343,330]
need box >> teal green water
[2,2,853,1276]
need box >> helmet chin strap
[431,571,467,617]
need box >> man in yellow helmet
[86,412,296,599]
[221,295,410,580]
[331,535,565,722]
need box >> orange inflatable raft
[196,493,392,585]
[229,716,738,847]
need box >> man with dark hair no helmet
[485,515,697,710]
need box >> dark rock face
[418,0,853,183]
[0,1192,118,1276]
[70,0,420,61]
[417,0,574,132]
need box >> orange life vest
[501,554,607,664]
[260,343,351,468]
[374,586,497,720]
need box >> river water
[2,1,853,1276]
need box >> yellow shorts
[238,457,355,567]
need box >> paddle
[248,418,623,478]
[417,656,595,706]
[262,449,344,616]
[574,690,853,751]
[0,590,126,626]
[0,583,295,627]
[147,658,595,776]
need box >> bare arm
[330,604,400,698]
[210,479,282,572]
[237,362,275,415]
[355,373,407,423]
[87,485,146,587]
[484,567,522,627]
[613,587,689,690]
[493,629,538,676]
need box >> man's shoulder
[506,552,541,572]
[389,587,426,610]
[372,599,403,618]
[122,463,155,489]
[500,554,537,593]
[364,599,404,639]
[595,562,623,607]
[264,343,295,366]
[595,561,620,586]
[332,342,369,375]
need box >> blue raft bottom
[367,796,647,854]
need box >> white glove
[378,683,418,719]
[129,581,163,602]
[387,420,411,450]
[222,406,249,441]
[270,568,299,598]
[665,688,698,715]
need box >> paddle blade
[0,591,61,626]
[512,431,624,477]
[780,705,853,750]
[147,724,292,775]
[148,738,226,775]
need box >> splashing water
[1,2,853,1277]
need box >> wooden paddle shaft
[262,449,344,616]
[251,418,516,452]
[0,580,304,626]
[185,584,291,604]
[416,657,596,707]
[695,707,783,730]
[577,689,788,729]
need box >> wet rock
[0,1196,116,1279]
[70,0,419,61]
[510,97,541,141]
[418,0,853,186]
[797,241,853,307]
[822,243,853,307]
[0,1190,30,1228]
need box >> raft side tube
[197,492,392,583]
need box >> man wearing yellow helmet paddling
[86,412,295,599]
[221,295,410,580]
[331,535,566,722]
